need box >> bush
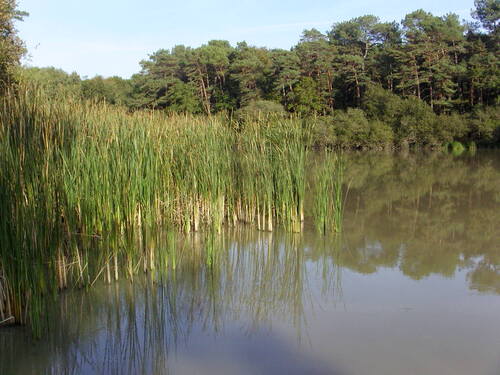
[363,85,440,146]
[446,141,466,156]
[396,98,440,146]
[436,113,469,144]
[311,108,393,149]
[287,77,325,115]
[362,84,401,124]
[467,106,500,146]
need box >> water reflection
[1,231,344,375]
[341,151,500,293]
[1,151,499,375]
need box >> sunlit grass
[0,86,343,332]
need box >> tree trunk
[413,58,421,99]
[469,81,474,107]
[354,71,361,107]
[429,85,434,110]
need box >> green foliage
[468,106,500,144]
[473,0,500,34]
[81,76,132,105]
[21,67,134,107]
[288,77,324,114]
[8,4,500,148]
[294,29,336,112]
[362,84,403,122]
[397,10,467,111]
[162,79,201,113]
[1,86,345,330]
[0,0,27,91]
[269,49,301,108]
[436,113,469,143]
[312,152,344,233]
[230,42,273,106]
[22,67,81,97]
[448,141,466,156]
[312,108,393,149]
[391,97,439,145]
[362,84,472,146]
[236,99,285,120]
[362,84,436,145]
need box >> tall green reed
[312,152,345,234]
[0,86,343,331]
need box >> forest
[11,1,499,148]
[2,1,499,148]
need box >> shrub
[362,84,401,124]
[311,108,393,149]
[447,141,466,156]
[394,97,440,146]
[436,113,469,144]
[287,77,325,115]
[467,106,500,145]
[363,85,441,146]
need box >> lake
[1,150,499,375]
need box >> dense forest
[3,0,500,147]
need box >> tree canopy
[117,5,497,115]
[0,0,27,91]
[10,3,500,147]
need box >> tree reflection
[1,150,499,374]
[340,150,500,292]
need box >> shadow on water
[1,150,499,374]
[175,330,345,375]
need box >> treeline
[6,1,500,147]
[26,5,500,111]
[23,2,500,147]
[25,2,499,112]
[126,8,498,115]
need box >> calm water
[1,151,499,375]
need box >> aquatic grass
[0,86,344,331]
[447,141,466,156]
[312,152,345,234]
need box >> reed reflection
[1,151,499,375]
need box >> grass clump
[312,152,345,234]
[0,86,343,331]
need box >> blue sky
[17,0,476,78]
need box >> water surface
[1,151,499,375]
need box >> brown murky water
[1,150,499,375]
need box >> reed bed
[0,87,343,331]
[312,151,345,234]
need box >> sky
[16,0,477,79]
